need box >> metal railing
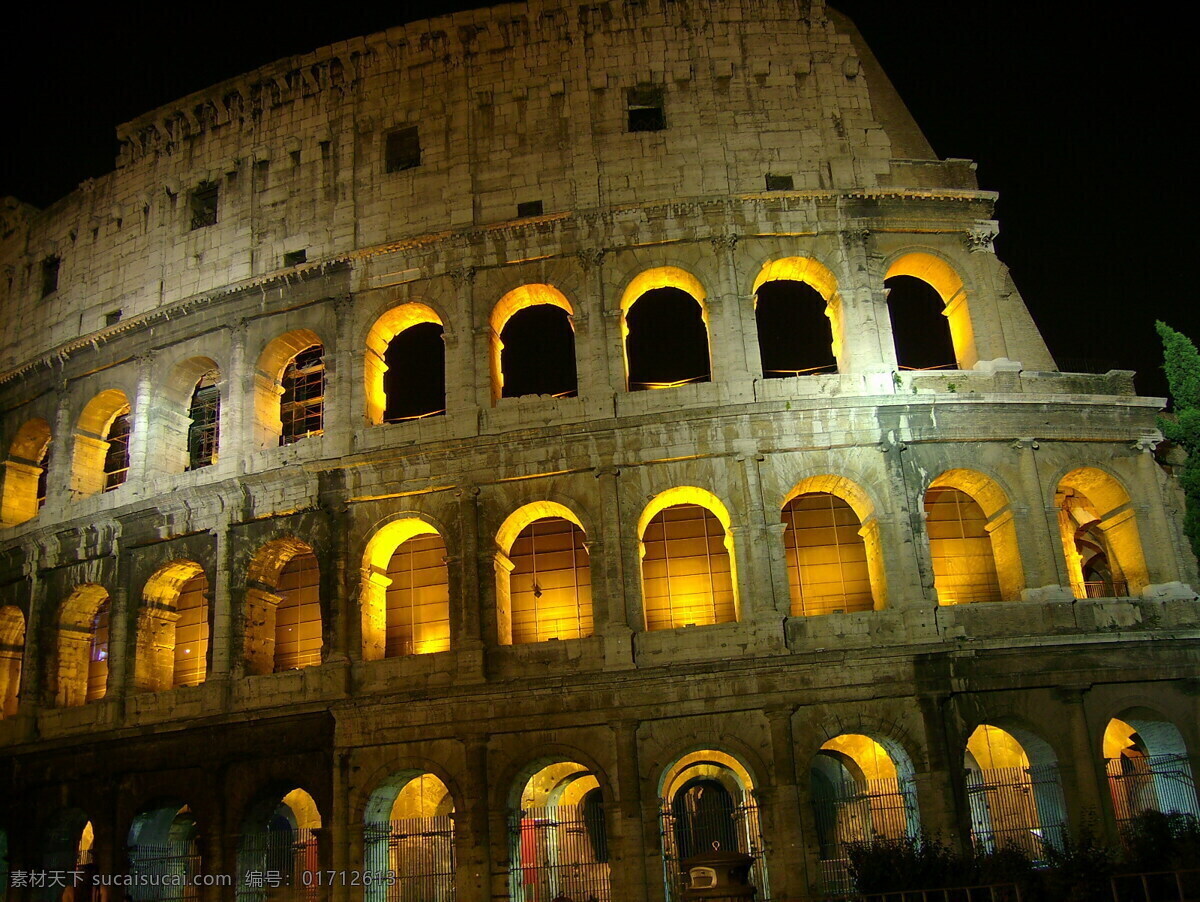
[509,804,611,902]
[823,885,1023,902]
[236,828,318,902]
[1110,869,1200,902]
[659,797,770,901]
[812,777,920,895]
[965,765,1066,861]
[1107,755,1199,832]
[1082,579,1130,598]
[128,841,201,901]
[364,817,456,902]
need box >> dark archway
[383,322,446,421]
[626,287,711,390]
[500,306,577,399]
[755,279,836,376]
[886,275,956,370]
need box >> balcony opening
[384,322,446,422]
[0,606,25,718]
[1104,711,1200,837]
[237,789,321,901]
[500,306,577,399]
[384,530,451,657]
[924,486,1002,605]
[103,409,131,491]
[886,275,957,370]
[755,280,836,377]
[187,371,220,469]
[625,287,710,390]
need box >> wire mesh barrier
[1107,755,1200,833]
[127,841,201,901]
[812,777,920,895]
[965,765,1066,861]
[659,797,770,901]
[509,804,611,902]
[236,828,318,902]
[1110,869,1200,902]
[363,817,456,902]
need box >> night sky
[1,2,1192,401]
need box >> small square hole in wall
[765,173,794,191]
[105,310,122,326]
[40,256,60,298]
[516,200,544,218]
[283,249,308,267]
[385,126,421,172]
[627,84,665,132]
[190,182,218,229]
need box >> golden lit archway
[360,517,450,660]
[364,771,456,900]
[252,329,324,448]
[135,560,209,692]
[1056,467,1148,598]
[494,502,592,644]
[753,257,844,370]
[638,487,738,630]
[489,285,577,402]
[1103,710,1200,829]
[1,418,52,526]
[55,585,110,707]
[365,304,444,425]
[620,267,711,390]
[245,537,323,674]
[72,390,131,498]
[0,605,25,717]
[886,252,976,369]
[925,470,1024,604]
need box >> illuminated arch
[638,487,738,630]
[620,267,711,391]
[55,585,110,707]
[658,749,769,897]
[964,723,1067,855]
[1056,467,1149,597]
[135,560,209,691]
[71,389,131,497]
[237,788,322,898]
[244,537,323,674]
[489,285,577,402]
[41,809,94,881]
[0,605,25,717]
[782,474,885,614]
[364,772,456,901]
[925,469,1024,604]
[886,252,976,369]
[128,802,201,889]
[1103,708,1200,829]
[359,517,450,660]
[252,329,324,448]
[753,257,843,373]
[365,303,445,425]
[494,502,592,645]
[1,417,52,526]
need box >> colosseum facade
[1,0,1198,900]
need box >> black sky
[1,2,1192,400]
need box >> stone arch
[364,302,445,425]
[135,560,209,692]
[54,585,110,707]
[72,389,131,497]
[127,800,201,893]
[153,356,223,474]
[885,251,976,370]
[252,328,324,448]
[489,284,577,402]
[494,501,593,645]
[363,769,456,901]
[925,468,1025,603]
[0,605,25,717]
[781,474,885,614]
[236,786,322,900]
[1056,466,1149,597]
[752,256,843,376]
[244,537,323,674]
[359,516,451,660]
[41,808,95,885]
[1103,706,1200,826]
[638,487,739,630]
[1,417,52,526]
[619,266,711,391]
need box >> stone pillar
[875,442,929,608]
[1011,438,1072,598]
[958,227,1017,368]
[610,719,649,900]
[762,706,806,900]
[43,383,76,516]
[458,735,495,902]
[1053,688,1111,841]
[454,485,486,681]
[835,228,896,377]
[107,545,134,706]
[707,234,755,402]
[1134,438,1194,594]
[125,353,156,490]
[576,249,614,406]
[734,452,784,634]
[16,553,43,717]
[222,319,250,467]
[209,513,234,681]
[594,466,635,668]
[445,267,478,422]
[330,750,352,902]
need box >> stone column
[707,234,756,402]
[735,452,785,636]
[324,295,355,460]
[610,719,649,900]
[1011,439,1073,599]
[454,485,486,681]
[1053,688,1111,841]
[208,512,234,682]
[44,382,75,516]
[125,353,156,490]
[875,442,929,608]
[763,706,806,900]
[958,227,1016,368]
[575,248,614,410]
[594,466,635,668]
[835,228,897,378]
[1134,437,1194,594]
[445,267,478,422]
[222,319,250,467]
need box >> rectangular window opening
[765,173,794,191]
[190,182,218,230]
[516,200,544,218]
[41,256,60,298]
[105,310,122,327]
[283,249,308,267]
[385,126,421,173]
[627,85,665,132]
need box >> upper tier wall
[0,0,973,371]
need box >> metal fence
[236,827,318,902]
[659,797,770,901]
[1083,579,1130,598]
[127,841,200,901]
[822,885,1023,902]
[812,777,919,895]
[965,765,1066,860]
[1110,869,1200,902]
[1107,755,1199,831]
[364,817,456,902]
[509,804,611,902]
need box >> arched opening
[782,493,873,616]
[366,304,446,425]
[0,606,25,717]
[1,417,52,525]
[659,750,769,900]
[136,561,209,692]
[1104,711,1200,835]
[71,390,131,498]
[491,285,577,401]
[360,519,451,660]
[244,539,323,675]
[810,734,920,894]
[236,788,321,902]
[639,488,738,630]
[924,488,1002,605]
[187,370,221,470]
[752,257,842,378]
[252,330,324,447]
[495,502,592,645]
[964,724,1067,858]
[885,253,975,370]
[54,586,110,707]
[621,268,710,391]
[364,772,455,901]
[41,811,95,898]
[127,803,200,899]
[1056,468,1149,598]
[508,760,611,902]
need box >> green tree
[1155,321,1200,560]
